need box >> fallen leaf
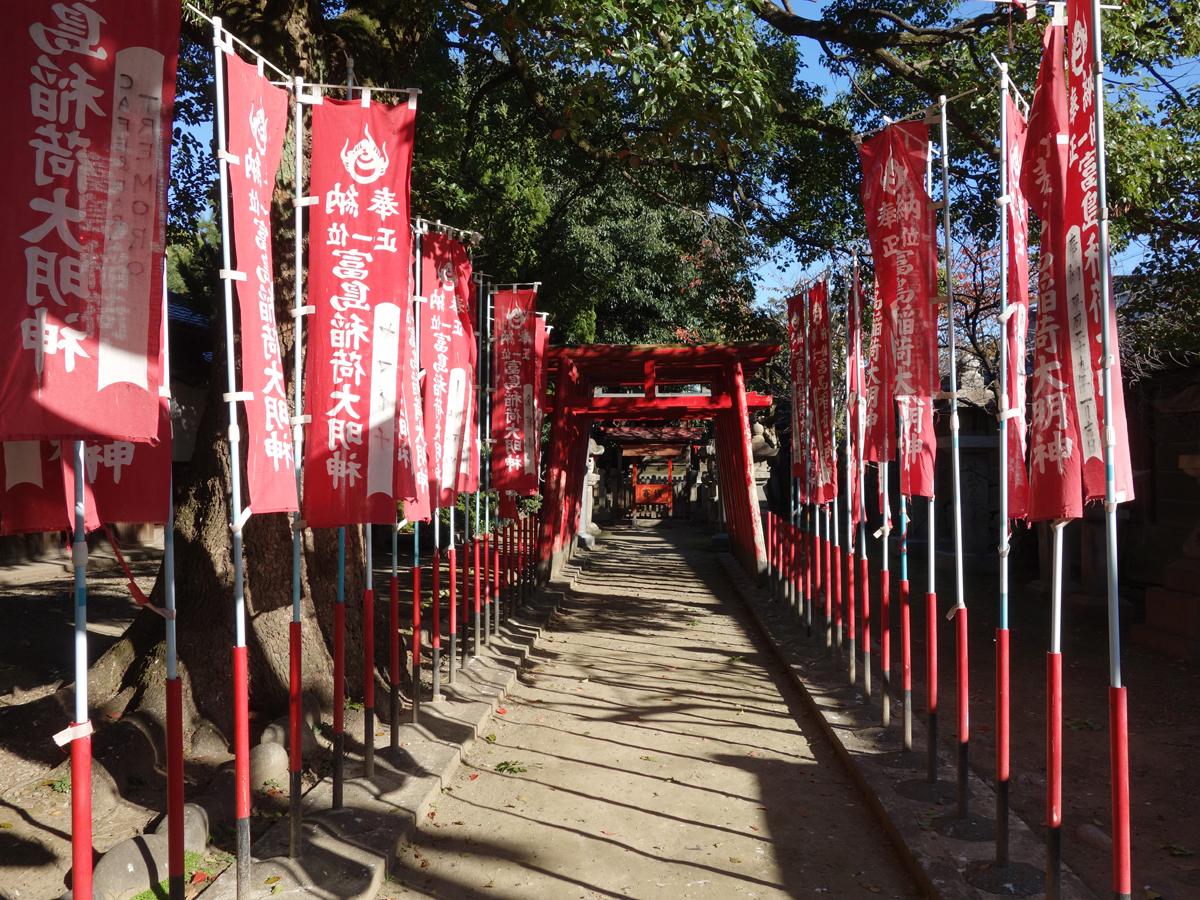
[496,707,508,715]
[271,885,282,895]
[1163,843,1195,858]
[748,825,760,832]
[0,822,12,829]
[265,875,281,885]
[191,871,209,884]
[469,773,479,781]
[729,856,743,864]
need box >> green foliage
[167,0,1199,360]
[128,850,210,900]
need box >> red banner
[1021,23,1083,521]
[0,0,180,442]
[303,98,415,527]
[809,282,837,503]
[395,295,430,522]
[0,401,170,533]
[787,291,806,480]
[860,122,937,495]
[1004,93,1032,520]
[847,271,865,525]
[419,233,475,507]
[1065,0,1134,505]
[532,314,549,478]
[225,51,296,514]
[1,441,91,534]
[861,287,893,465]
[491,289,538,502]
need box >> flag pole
[1089,1,1132,894]
[333,525,345,807]
[479,278,491,647]
[1047,519,1066,897]
[212,19,254,892]
[996,61,1013,865]
[447,503,457,685]
[165,472,183,898]
[830,286,842,652]
[925,138,941,787]
[938,92,971,821]
[859,299,871,700]
[462,486,470,668]
[68,440,93,900]
[803,291,814,638]
[330,62,358,812]
[847,253,860,686]
[489,291,502,638]
[288,73,314,856]
[161,271,184,900]
[363,522,375,777]
[390,517,400,745]
[880,456,891,727]
[900,493,912,751]
[410,225,424,724]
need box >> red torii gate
[536,342,777,576]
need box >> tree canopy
[173,0,1200,361]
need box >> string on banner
[991,54,1031,115]
[489,283,543,292]
[414,217,484,245]
[851,88,980,145]
[185,4,291,81]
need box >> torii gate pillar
[534,343,777,579]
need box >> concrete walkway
[380,524,918,899]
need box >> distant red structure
[537,343,776,575]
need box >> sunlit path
[381,524,918,899]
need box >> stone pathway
[380,524,918,899]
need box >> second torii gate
[536,342,777,577]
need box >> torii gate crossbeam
[536,343,777,577]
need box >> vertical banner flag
[419,233,475,506]
[304,97,415,528]
[1021,23,1083,522]
[0,0,181,441]
[859,122,937,496]
[787,292,805,480]
[0,441,96,534]
[809,282,836,503]
[0,402,170,533]
[1065,0,1134,504]
[861,287,892,468]
[395,294,430,522]
[225,51,297,514]
[533,315,549,475]
[847,270,864,525]
[1004,94,1032,520]
[491,289,538,507]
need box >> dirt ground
[818,530,1200,900]
[380,525,919,899]
[0,543,166,900]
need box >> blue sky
[749,0,1192,307]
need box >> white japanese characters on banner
[0,0,181,441]
[224,50,297,513]
[419,233,475,507]
[491,288,538,511]
[303,98,415,527]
